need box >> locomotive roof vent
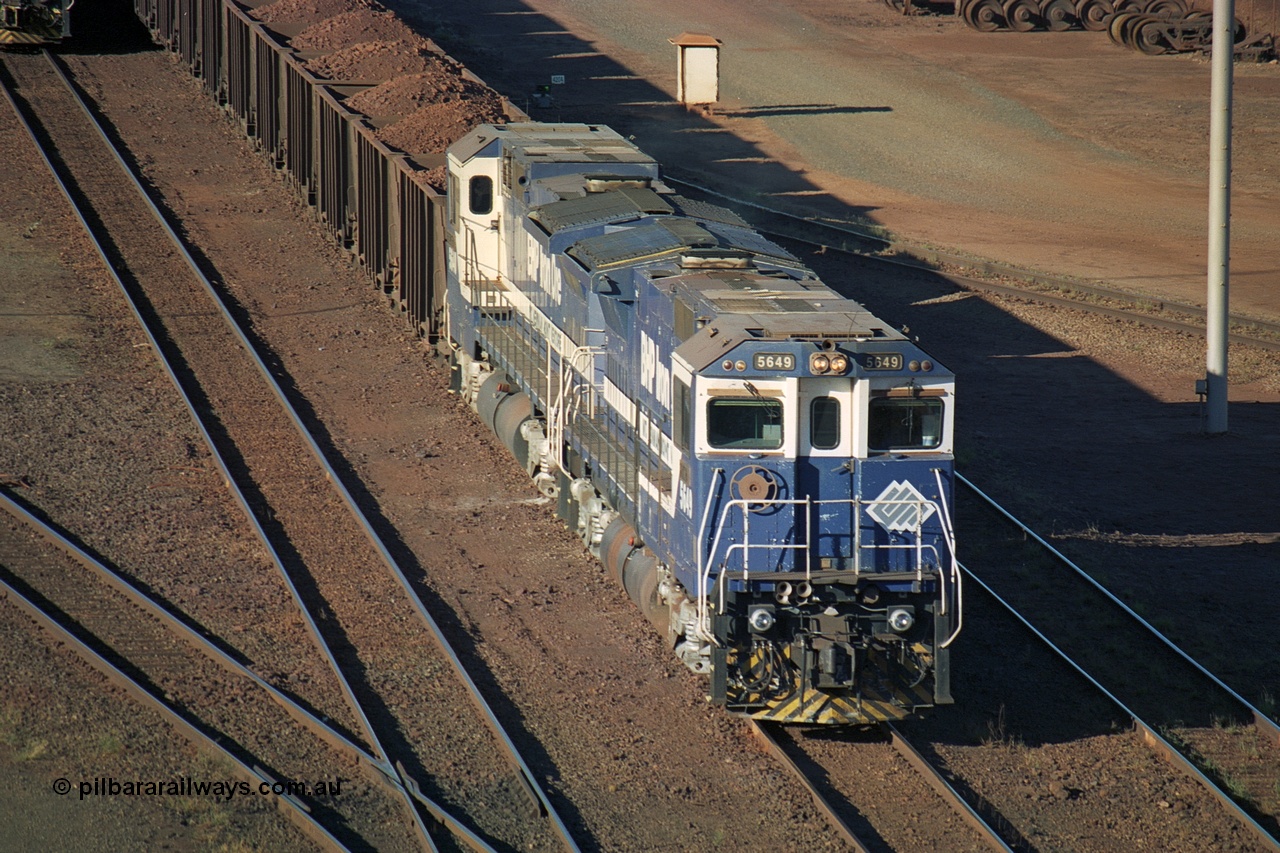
[679,248,753,270]
[534,187,674,233]
[782,332,872,341]
[584,175,653,192]
[780,326,892,341]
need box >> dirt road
[421,0,1280,321]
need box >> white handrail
[702,495,947,581]
[694,467,724,642]
[694,486,953,646]
[549,344,600,479]
[933,468,963,648]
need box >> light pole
[1204,0,1234,434]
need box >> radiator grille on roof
[567,219,718,270]
[533,187,672,232]
[671,195,751,228]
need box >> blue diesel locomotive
[443,123,960,725]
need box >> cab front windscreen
[707,398,784,450]
[868,398,943,451]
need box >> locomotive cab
[445,130,505,322]
[670,314,958,723]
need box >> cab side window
[469,175,493,215]
[674,379,691,452]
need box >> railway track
[665,171,1279,848]
[666,175,1280,354]
[759,479,1279,851]
[0,48,577,852]
[0,492,417,852]
[957,475,1280,851]
[0,584,343,850]
[752,720,1012,852]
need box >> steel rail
[748,721,871,852]
[663,174,1280,352]
[957,472,1280,745]
[883,723,1013,852]
[0,51,386,775]
[917,274,1280,354]
[0,491,384,766]
[960,561,1280,851]
[1,50,437,853]
[751,720,1013,851]
[0,576,349,853]
[31,49,579,852]
[0,489,497,853]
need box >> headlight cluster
[809,352,849,375]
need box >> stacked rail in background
[130,0,511,341]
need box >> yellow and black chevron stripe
[0,26,61,44]
[726,640,935,725]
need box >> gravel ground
[0,595,317,852]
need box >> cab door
[449,160,503,303]
[797,378,857,567]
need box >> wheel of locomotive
[1143,0,1185,13]
[1108,10,1136,41]
[964,0,1006,30]
[1134,17,1172,52]
[1234,16,1248,43]
[1003,0,1042,30]
[1040,0,1077,30]
[730,465,779,512]
[1076,0,1114,29]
